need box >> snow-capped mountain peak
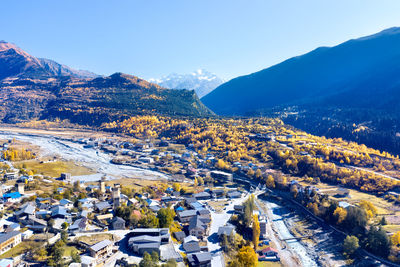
[150,69,224,97]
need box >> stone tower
[112,184,121,208]
[16,183,24,194]
[99,179,106,194]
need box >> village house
[258,247,279,261]
[80,255,96,267]
[51,205,69,219]
[59,199,73,209]
[227,191,242,199]
[129,228,170,243]
[15,203,35,219]
[0,231,22,255]
[173,231,186,242]
[95,214,113,228]
[187,252,212,267]
[210,170,233,183]
[4,170,18,180]
[210,189,225,198]
[21,216,47,233]
[60,173,72,183]
[188,216,208,238]
[128,228,170,255]
[69,217,89,233]
[129,235,161,255]
[217,225,235,238]
[2,192,21,203]
[111,216,125,230]
[183,238,201,254]
[178,210,197,223]
[193,192,211,201]
[233,205,245,214]
[89,239,114,263]
[184,197,197,205]
[94,201,112,213]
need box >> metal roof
[90,239,112,252]
[0,231,21,244]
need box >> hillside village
[0,134,274,267]
[1,116,400,266]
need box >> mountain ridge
[0,41,97,79]
[0,41,212,124]
[201,27,400,154]
[202,27,400,115]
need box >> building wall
[0,234,22,255]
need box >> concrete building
[60,173,71,182]
[16,183,24,195]
[99,180,106,194]
[210,170,233,183]
[0,231,22,255]
[187,252,212,267]
[89,240,113,262]
[259,215,267,239]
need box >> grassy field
[257,261,283,267]
[96,177,194,192]
[300,180,400,234]
[77,233,113,245]
[345,189,392,215]
[62,245,80,257]
[97,178,161,191]
[301,181,393,215]
[15,159,93,177]
[0,241,43,259]
[383,224,400,233]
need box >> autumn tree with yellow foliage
[266,175,275,188]
[392,231,400,246]
[252,215,260,249]
[359,200,377,219]
[234,246,258,267]
[333,207,347,225]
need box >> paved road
[206,194,250,267]
[345,164,399,181]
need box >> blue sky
[1,0,400,80]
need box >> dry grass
[300,181,400,234]
[15,159,93,177]
[77,233,113,245]
[345,189,392,215]
[257,262,283,267]
[383,224,400,233]
[208,200,229,213]
[98,178,162,191]
[0,241,44,259]
[301,181,393,215]
[62,245,80,257]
